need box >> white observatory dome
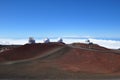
[44,38,50,43]
[28,37,35,44]
[57,38,63,43]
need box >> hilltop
[0,42,120,79]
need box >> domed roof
[43,38,50,43]
[28,37,35,44]
[57,38,63,43]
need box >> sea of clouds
[0,38,120,49]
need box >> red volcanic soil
[0,42,120,75]
[0,42,64,62]
[55,43,120,74]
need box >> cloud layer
[0,38,120,49]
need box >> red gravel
[1,42,120,74]
[55,43,120,74]
[0,42,64,62]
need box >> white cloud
[0,39,27,45]
[0,38,120,49]
[89,38,120,49]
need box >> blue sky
[0,0,120,39]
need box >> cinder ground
[0,43,120,80]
